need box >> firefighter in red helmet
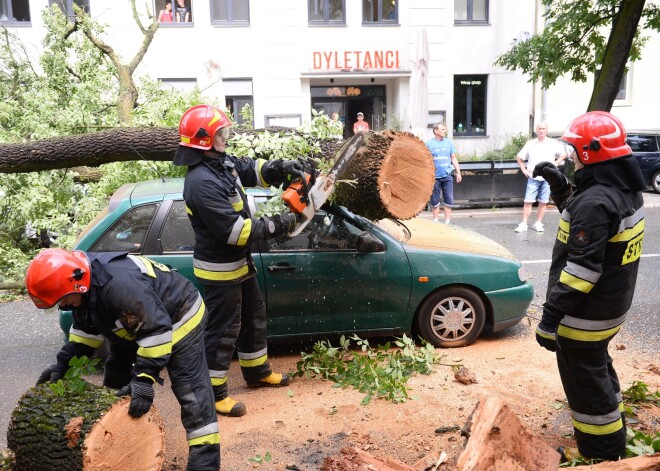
[26,249,220,470]
[532,111,646,462]
[174,104,303,417]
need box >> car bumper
[485,282,534,332]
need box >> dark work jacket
[61,252,202,382]
[545,157,645,344]
[182,154,276,285]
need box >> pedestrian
[514,121,567,232]
[26,249,220,470]
[533,111,646,462]
[353,112,369,134]
[426,122,462,224]
[173,104,303,418]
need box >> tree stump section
[334,130,435,221]
[457,397,560,471]
[8,383,165,471]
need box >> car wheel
[652,170,660,193]
[416,287,486,348]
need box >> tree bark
[8,383,165,471]
[588,0,645,111]
[320,447,415,471]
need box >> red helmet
[178,104,231,150]
[561,111,632,165]
[25,249,91,309]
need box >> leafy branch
[48,355,101,396]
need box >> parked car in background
[627,131,660,193]
[60,178,533,349]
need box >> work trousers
[556,337,626,460]
[169,311,221,470]
[203,277,271,400]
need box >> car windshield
[374,218,411,242]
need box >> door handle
[267,263,296,273]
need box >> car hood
[375,218,517,261]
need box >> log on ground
[334,130,435,221]
[320,446,416,471]
[8,383,165,471]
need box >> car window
[89,203,159,253]
[627,135,659,152]
[161,200,195,252]
[267,210,361,252]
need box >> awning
[301,69,411,79]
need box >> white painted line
[522,253,659,264]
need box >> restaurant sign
[312,50,401,71]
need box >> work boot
[215,397,246,417]
[557,446,584,463]
[246,372,291,388]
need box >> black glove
[263,159,305,186]
[532,161,574,211]
[116,377,154,418]
[36,363,68,386]
[535,310,562,352]
[263,212,301,238]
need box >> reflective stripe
[229,192,243,212]
[560,313,626,331]
[247,194,257,216]
[188,432,220,447]
[237,218,252,246]
[227,216,251,246]
[137,330,173,358]
[255,159,267,187]
[238,348,268,367]
[610,208,645,242]
[171,298,205,346]
[209,368,229,386]
[194,259,246,272]
[112,327,135,341]
[187,422,220,446]
[557,216,570,244]
[210,377,228,386]
[185,204,193,215]
[193,258,249,281]
[69,329,104,349]
[572,406,622,425]
[128,255,156,278]
[609,219,644,243]
[564,261,600,284]
[558,324,621,342]
[559,271,594,293]
[572,406,623,435]
[137,372,156,383]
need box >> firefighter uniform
[182,155,286,402]
[544,159,644,460]
[55,252,220,470]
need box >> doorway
[311,85,386,138]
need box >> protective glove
[116,377,154,418]
[263,159,305,187]
[535,318,560,352]
[263,212,301,238]
[532,161,574,211]
[36,363,68,386]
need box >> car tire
[652,170,660,193]
[416,287,486,348]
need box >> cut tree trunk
[334,130,435,220]
[8,383,165,471]
[457,397,560,471]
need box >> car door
[628,133,660,191]
[255,206,412,338]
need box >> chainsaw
[282,133,365,236]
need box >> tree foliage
[494,0,660,111]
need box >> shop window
[453,75,487,136]
[308,0,345,24]
[0,0,31,23]
[455,0,488,24]
[50,0,89,16]
[210,0,249,25]
[362,0,397,24]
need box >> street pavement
[0,192,658,453]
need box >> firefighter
[26,249,220,471]
[173,104,303,417]
[533,111,646,462]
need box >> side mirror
[356,232,386,253]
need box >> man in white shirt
[515,121,567,232]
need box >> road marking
[522,253,659,264]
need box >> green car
[61,178,533,348]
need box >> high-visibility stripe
[137,330,173,358]
[572,415,623,436]
[112,327,135,341]
[194,264,250,281]
[210,377,228,386]
[188,433,220,447]
[557,217,570,244]
[560,313,626,331]
[237,219,251,246]
[564,261,600,284]
[172,299,205,346]
[227,216,250,246]
[209,368,229,386]
[558,324,621,342]
[255,159,267,187]
[194,258,246,272]
[238,348,268,367]
[185,204,193,215]
[559,271,594,293]
[69,328,104,349]
[229,193,243,212]
[136,372,156,383]
[609,210,645,242]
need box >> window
[90,204,159,253]
[160,201,195,252]
[50,0,89,16]
[453,75,487,136]
[224,79,253,127]
[268,211,360,252]
[162,0,193,23]
[627,135,659,153]
[363,0,397,24]
[160,78,198,92]
[0,0,31,23]
[265,115,302,127]
[308,0,345,24]
[210,0,248,25]
[455,0,488,24]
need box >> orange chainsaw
[282,133,365,236]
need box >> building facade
[3,0,658,156]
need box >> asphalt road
[0,192,658,453]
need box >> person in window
[173,104,304,418]
[26,249,220,470]
[353,112,369,134]
[158,2,173,22]
[175,0,190,22]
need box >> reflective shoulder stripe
[609,218,644,243]
[612,207,645,238]
[559,271,594,293]
[137,330,173,358]
[255,159,267,187]
[557,324,621,342]
[127,255,156,277]
[564,261,600,284]
[69,328,104,349]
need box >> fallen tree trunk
[8,383,165,470]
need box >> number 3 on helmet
[25,249,91,309]
[561,111,632,165]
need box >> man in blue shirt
[426,123,462,224]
